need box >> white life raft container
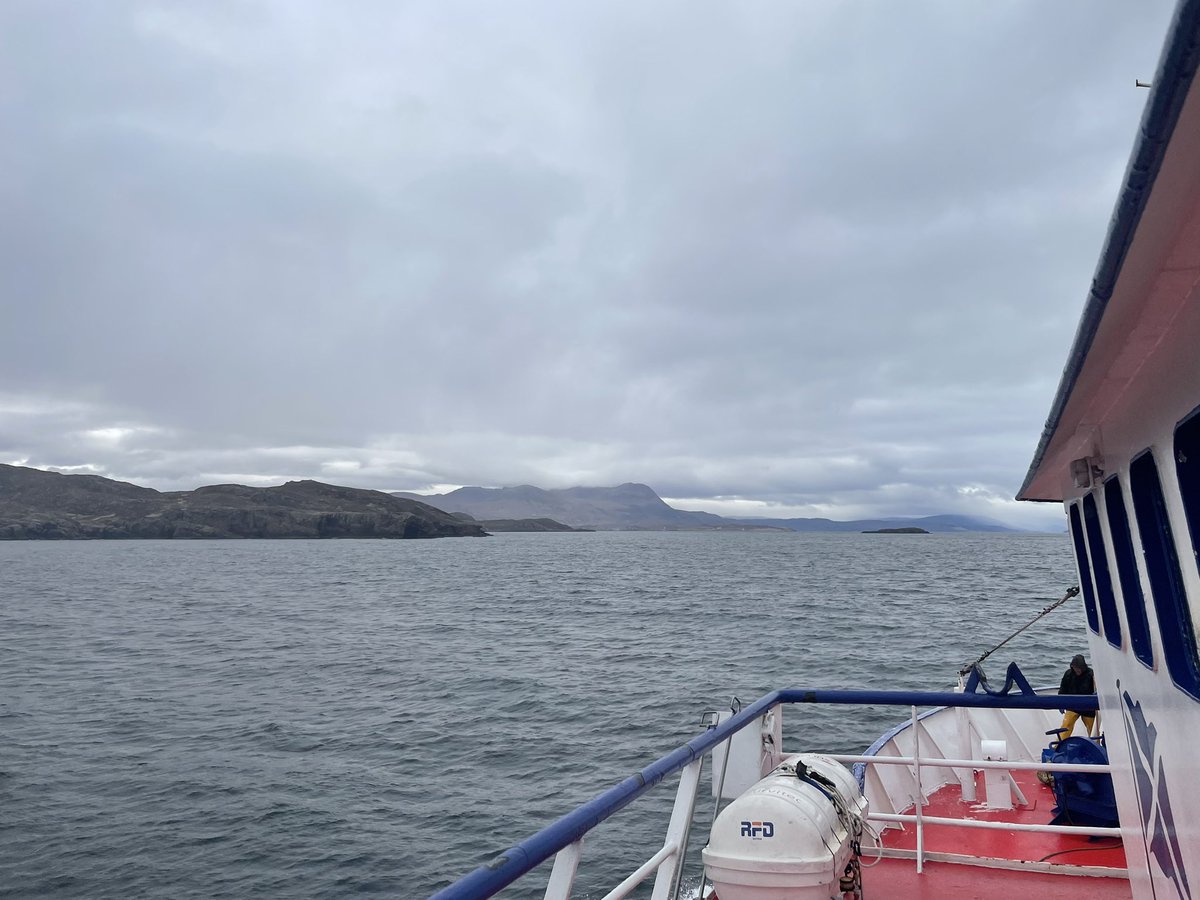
[702,753,868,900]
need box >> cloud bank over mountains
[0,1,1175,532]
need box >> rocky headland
[0,464,487,540]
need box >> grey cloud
[0,1,1178,528]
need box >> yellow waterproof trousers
[1060,709,1096,738]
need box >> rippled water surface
[0,532,1082,898]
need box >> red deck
[860,858,1131,898]
[859,769,1131,899]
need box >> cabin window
[1105,476,1153,667]
[1068,502,1101,634]
[1176,406,1200,578]
[1083,493,1122,648]
[1130,450,1200,700]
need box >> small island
[450,513,587,532]
[862,526,930,534]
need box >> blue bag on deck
[1045,736,1118,828]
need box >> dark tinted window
[1130,451,1200,700]
[1176,406,1200,578]
[1105,476,1153,666]
[1068,502,1100,633]
[1083,493,1122,648]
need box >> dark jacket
[1059,664,1096,715]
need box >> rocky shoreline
[0,465,488,540]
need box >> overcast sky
[0,1,1179,530]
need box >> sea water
[0,531,1082,898]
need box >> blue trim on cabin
[1104,474,1155,667]
[1130,450,1200,699]
[1068,503,1102,633]
[1019,0,1200,500]
[1174,402,1200,579]
[430,687,1101,900]
[1083,493,1123,647]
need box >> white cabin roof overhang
[1019,0,1200,502]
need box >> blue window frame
[1068,502,1100,634]
[1130,450,1200,700]
[1175,405,1200,579]
[1105,476,1153,666]
[1083,493,1122,648]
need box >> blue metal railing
[429,687,1100,900]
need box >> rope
[788,761,870,896]
[958,585,1080,676]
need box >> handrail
[428,691,781,900]
[833,750,1119,866]
[830,754,1112,774]
[429,688,1101,900]
[870,811,1121,839]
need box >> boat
[431,2,1200,897]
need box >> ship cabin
[1016,2,1200,895]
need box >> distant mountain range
[393,483,1020,533]
[393,482,757,530]
[0,464,485,540]
[0,464,1022,539]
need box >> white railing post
[651,756,704,900]
[954,675,977,802]
[543,839,585,900]
[912,705,923,874]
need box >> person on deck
[1057,654,1097,738]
